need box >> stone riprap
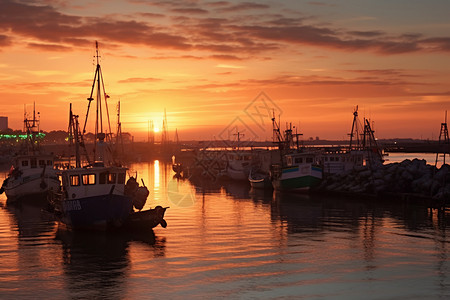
[318,159,449,201]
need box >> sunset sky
[1,0,450,141]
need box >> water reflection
[0,199,61,298]
[5,199,57,239]
[1,160,449,298]
[56,228,166,299]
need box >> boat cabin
[227,152,252,162]
[285,152,320,167]
[61,166,128,199]
[319,150,364,174]
[13,154,55,171]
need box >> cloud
[1,0,450,57]
[0,0,191,50]
[0,34,12,47]
[420,37,450,51]
[217,2,269,12]
[216,64,245,69]
[209,54,243,60]
[232,23,425,54]
[118,77,162,83]
[347,30,384,38]
[138,12,166,19]
[346,69,422,78]
[307,2,336,7]
[171,8,209,14]
[27,42,74,51]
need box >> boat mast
[349,105,361,151]
[234,131,244,150]
[68,103,81,168]
[23,102,41,154]
[83,41,113,164]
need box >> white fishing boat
[50,42,166,230]
[319,149,364,174]
[225,132,252,181]
[319,106,383,174]
[226,151,252,181]
[1,104,60,202]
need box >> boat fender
[160,219,167,228]
[125,177,139,196]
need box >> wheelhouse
[61,166,128,199]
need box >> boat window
[82,174,96,185]
[108,173,116,184]
[306,157,313,163]
[287,156,292,166]
[99,172,107,184]
[30,158,37,168]
[21,160,29,167]
[295,157,303,164]
[118,173,126,184]
[47,160,52,166]
[70,175,80,186]
[39,160,45,167]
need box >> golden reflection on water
[0,160,449,298]
[153,160,160,191]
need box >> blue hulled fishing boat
[51,42,166,230]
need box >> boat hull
[124,206,168,231]
[3,175,60,202]
[249,173,272,189]
[272,165,322,192]
[227,166,249,181]
[60,194,133,230]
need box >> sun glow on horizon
[0,1,449,140]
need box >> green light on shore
[0,133,46,140]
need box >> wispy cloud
[216,64,245,69]
[2,0,449,57]
[217,2,269,12]
[118,77,162,83]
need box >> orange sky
[1,0,449,141]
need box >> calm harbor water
[0,158,449,299]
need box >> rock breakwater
[317,159,449,204]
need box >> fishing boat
[270,117,322,192]
[0,104,60,202]
[225,132,252,181]
[50,42,166,230]
[271,152,323,192]
[319,106,383,174]
[226,151,252,181]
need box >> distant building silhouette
[0,116,7,131]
